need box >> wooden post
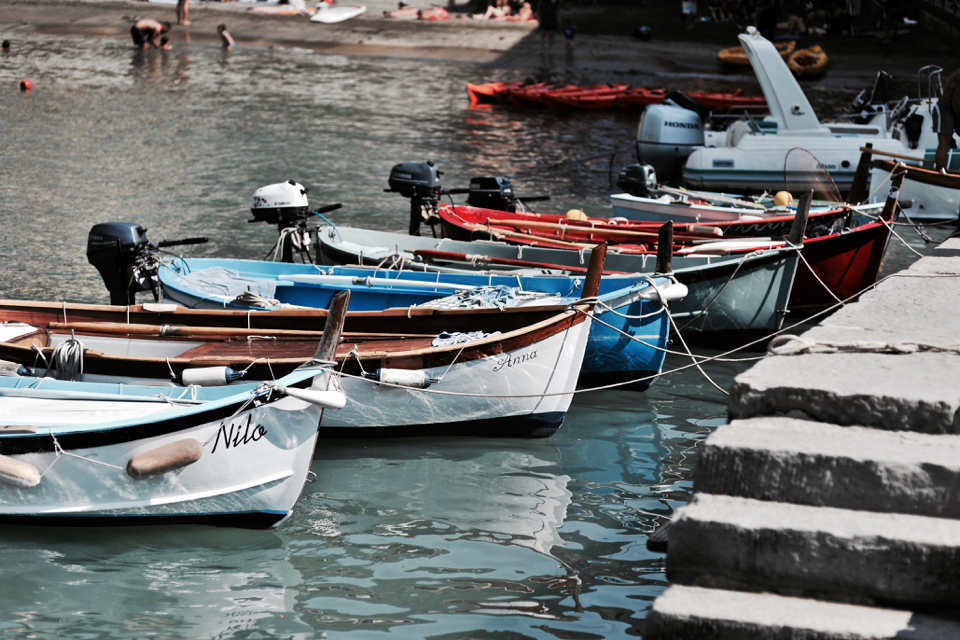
[314,290,350,361]
[580,243,607,300]
[847,142,873,204]
[880,171,906,223]
[788,191,812,245]
[655,221,674,275]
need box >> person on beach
[537,0,559,53]
[680,0,696,29]
[131,18,172,50]
[218,24,235,49]
[933,68,960,171]
[177,0,191,26]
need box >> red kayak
[467,81,523,104]
[687,88,767,110]
[543,84,631,110]
[494,81,542,104]
[509,84,585,108]
[618,87,668,109]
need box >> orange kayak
[687,88,767,110]
[543,84,631,110]
[509,83,578,108]
[618,87,668,109]
[467,82,513,104]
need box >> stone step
[728,238,960,432]
[645,585,960,640]
[728,350,960,433]
[696,417,960,519]
[666,494,960,608]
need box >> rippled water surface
[0,32,948,639]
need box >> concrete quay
[646,236,960,639]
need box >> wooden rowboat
[0,298,595,438]
[0,297,350,527]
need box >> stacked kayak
[509,83,578,107]
[686,88,767,110]
[543,84,631,110]
[618,87,669,108]
[466,80,532,104]
[467,81,765,111]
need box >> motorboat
[636,28,959,193]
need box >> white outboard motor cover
[637,104,705,181]
[251,180,309,211]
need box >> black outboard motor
[465,176,518,212]
[386,161,443,236]
[616,164,658,197]
[87,223,207,305]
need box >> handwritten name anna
[212,414,267,454]
[493,350,537,372]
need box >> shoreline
[4,0,958,93]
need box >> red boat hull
[788,222,891,313]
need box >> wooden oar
[45,321,424,340]
[857,146,935,166]
[461,223,603,250]
[466,217,719,245]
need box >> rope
[39,430,125,480]
[796,251,844,304]
[667,311,730,396]
[51,336,84,382]
[676,249,773,332]
[321,270,960,399]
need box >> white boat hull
[869,166,960,221]
[0,373,327,527]
[316,315,590,437]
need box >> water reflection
[0,526,314,638]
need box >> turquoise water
[0,32,946,639]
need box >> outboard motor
[465,176,517,212]
[616,164,657,197]
[385,161,443,236]
[87,223,207,305]
[248,180,341,263]
[636,103,704,182]
[250,180,310,227]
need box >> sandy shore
[2,0,957,92]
